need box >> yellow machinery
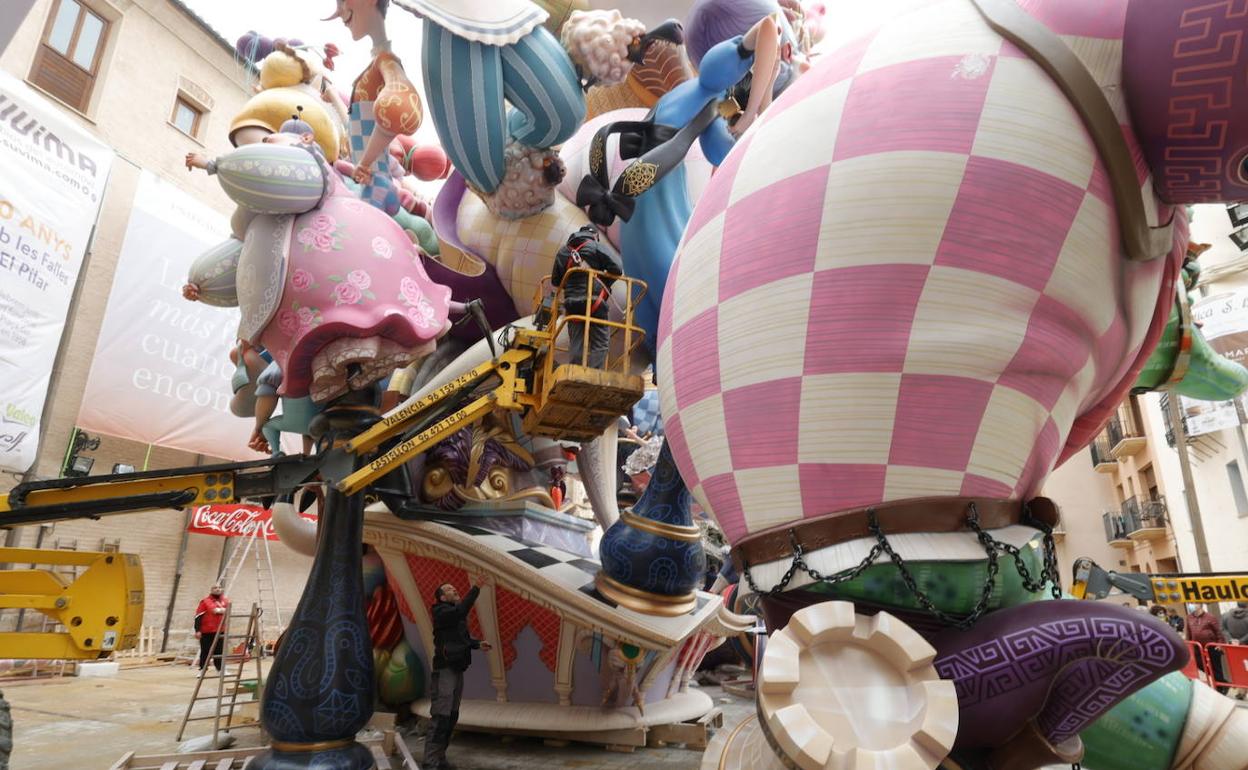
[0,269,646,659]
[1072,556,1248,605]
[0,547,143,659]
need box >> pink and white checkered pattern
[657,0,1184,546]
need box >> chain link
[740,501,1064,630]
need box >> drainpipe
[160,455,203,653]
[160,508,194,653]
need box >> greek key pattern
[934,614,1183,743]
[1161,0,1247,200]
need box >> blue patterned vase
[251,483,375,770]
[596,440,705,616]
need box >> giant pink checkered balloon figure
[661,0,1248,767]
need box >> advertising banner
[0,70,113,472]
[1181,291,1248,438]
[76,170,290,460]
[188,503,316,540]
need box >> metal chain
[740,501,1065,630]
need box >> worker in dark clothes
[550,225,624,368]
[423,580,492,770]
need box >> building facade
[0,0,313,653]
[1046,204,1248,601]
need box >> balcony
[1090,435,1116,473]
[1103,512,1132,547]
[1107,412,1147,459]
[1102,497,1170,547]
[1130,498,1170,541]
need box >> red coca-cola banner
[187,504,315,540]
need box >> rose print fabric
[259,183,452,403]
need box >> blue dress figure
[586,15,788,613]
[578,14,788,361]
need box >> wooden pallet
[108,734,417,770]
[646,707,724,750]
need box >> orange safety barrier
[1202,643,1248,690]
[1182,641,1204,681]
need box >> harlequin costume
[349,47,423,216]
[394,0,585,197]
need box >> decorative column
[595,440,705,616]
[252,403,377,770]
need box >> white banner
[77,171,276,460]
[1181,291,1248,437]
[0,71,112,472]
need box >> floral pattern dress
[250,151,452,403]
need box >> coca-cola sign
[187,504,315,540]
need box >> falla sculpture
[165,0,1248,768]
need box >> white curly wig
[560,9,647,87]
[484,140,560,220]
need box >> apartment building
[1046,394,1184,590]
[1047,204,1248,590]
[0,0,313,651]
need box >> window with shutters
[28,0,111,113]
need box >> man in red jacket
[1186,602,1229,694]
[194,584,230,672]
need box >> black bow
[576,174,637,227]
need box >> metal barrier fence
[1184,642,1248,690]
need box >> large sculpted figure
[662,0,1248,768]
[188,117,452,404]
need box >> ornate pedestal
[596,441,705,616]
[252,405,377,770]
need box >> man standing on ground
[424,579,493,770]
[194,584,230,672]
[1186,602,1229,694]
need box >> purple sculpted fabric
[931,600,1186,749]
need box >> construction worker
[423,579,493,769]
[550,226,623,368]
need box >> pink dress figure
[190,118,452,403]
[260,132,452,402]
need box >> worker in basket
[547,225,624,369]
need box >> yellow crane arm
[1071,556,1248,605]
[0,454,329,528]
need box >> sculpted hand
[352,161,374,185]
[181,283,201,301]
[248,429,271,455]
[479,642,493,652]
[185,152,209,171]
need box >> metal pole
[1166,394,1220,617]
[160,454,203,653]
[160,507,194,654]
